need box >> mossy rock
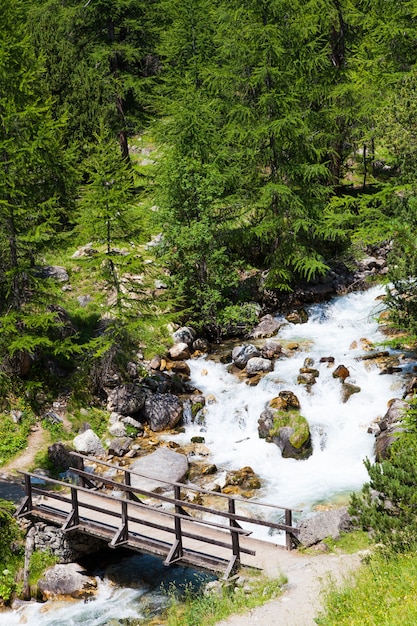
[269,409,312,460]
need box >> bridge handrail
[18,471,252,536]
[70,451,301,514]
[69,466,298,536]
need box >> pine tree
[0,0,76,377]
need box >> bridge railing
[16,452,300,578]
[71,452,300,550]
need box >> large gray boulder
[232,344,261,369]
[130,447,189,493]
[106,383,147,416]
[142,393,183,432]
[73,429,105,456]
[297,507,352,547]
[258,394,312,460]
[38,563,97,600]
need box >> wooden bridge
[16,452,300,579]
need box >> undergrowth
[163,570,287,626]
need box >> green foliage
[316,551,417,626]
[165,572,286,626]
[349,400,417,553]
[28,550,58,588]
[0,499,24,604]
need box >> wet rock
[332,364,350,381]
[142,393,183,431]
[232,344,261,369]
[297,372,317,386]
[224,466,261,491]
[165,359,191,378]
[106,383,147,416]
[38,563,97,600]
[258,396,312,460]
[246,357,274,377]
[320,356,335,365]
[341,382,361,403]
[130,447,189,493]
[248,314,281,339]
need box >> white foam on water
[180,286,404,521]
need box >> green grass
[322,530,371,554]
[163,570,287,626]
[28,550,59,589]
[316,551,417,626]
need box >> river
[7,285,411,624]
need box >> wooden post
[62,487,80,531]
[285,509,292,550]
[224,498,241,578]
[164,484,183,565]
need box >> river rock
[246,357,274,377]
[297,507,352,547]
[232,344,261,369]
[38,563,97,600]
[248,315,281,339]
[168,342,191,361]
[375,398,408,461]
[73,429,105,456]
[130,447,189,493]
[106,383,147,415]
[258,397,312,460]
[332,364,350,381]
[341,382,361,403]
[173,326,196,347]
[142,393,183,431]
[285,309,308,324]
[192,338,210,353]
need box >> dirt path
[0,422,49,478]
[216,548,364,626]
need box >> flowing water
[7,285,412,624]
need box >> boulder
[232,344,261,369]
[297,507,352,547]
[168,342,191,361]
[173,326,196,347]
[258,396,312,460]
[130,447,189,493]
[38,563,97,600]
[375,398,408,461]
[248,315,281,339]
[36,265,69,282]
[73,429,105,456]
[192,338,210,353]
[246,357,274,377]
[106,383,147,415]
[47,443,82,473]
[142,393,183,431]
